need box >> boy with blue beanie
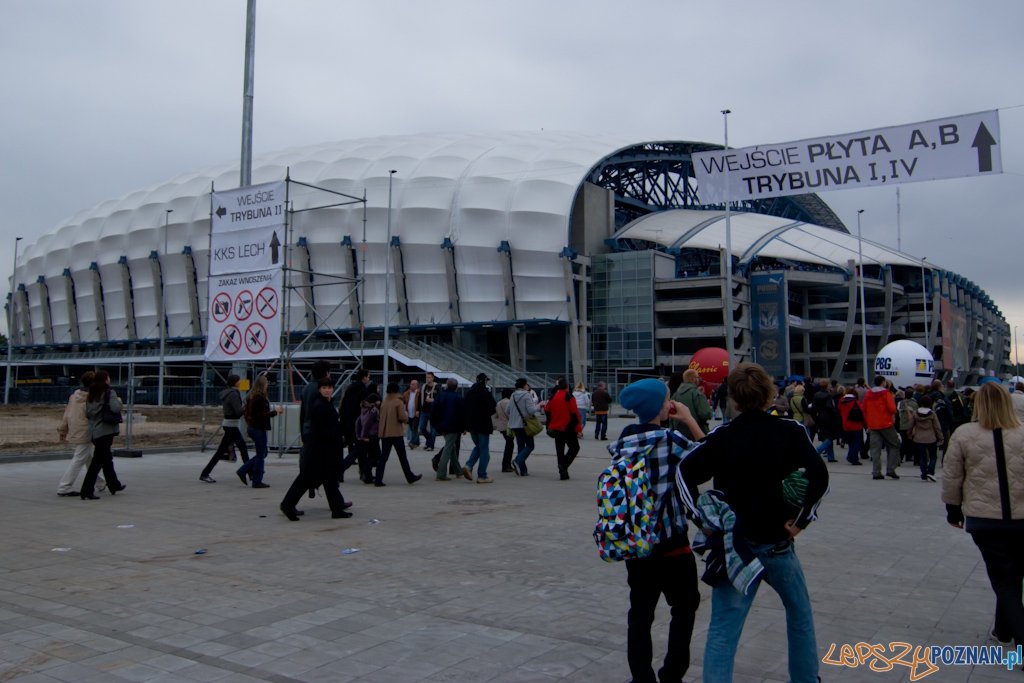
[611,377,705,683]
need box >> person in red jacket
[837,387,865,466]
[545,377,582,480]
[863,376,901,480]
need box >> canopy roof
[615,209,928,271]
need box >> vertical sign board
[938,298,970,375]
[205,181,285,362]
[751,272,788,379]
[692,111,1001,203]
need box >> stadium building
[4,132,1013,400]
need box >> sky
[1,0,1022,362]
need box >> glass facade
[589,251,655,370]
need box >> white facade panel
[15,132,652,342]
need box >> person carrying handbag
[943,382,1024,649]
[508,378,543,476]
[81,370,126,500]
[545,378,582,480]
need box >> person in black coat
[299,360,332,443]
[280,377,352,521]
[463,374,497,482]
[339,369,370,456]
[809,380,840,462]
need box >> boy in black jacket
[678,363,828,683]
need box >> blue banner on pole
[751,272,788,379]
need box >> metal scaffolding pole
[383,169,396,388]
[158,209,171,407]
[5,236,21,404]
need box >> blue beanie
[619,378,668,423]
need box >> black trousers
[553,430,580,475]
[202,426,249,477]
[501,432,516,470]
[281,472,346,514]
[625,551,700,683]
[377,436,416,484]
[972,530,1024,646]
[343,438,378,483]
[82,434,121,496]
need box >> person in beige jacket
[56,372,104,496]
[374,382,422,486]
[942,382,1024,647]
[908,395,944,482]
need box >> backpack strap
[993,428,1012,521]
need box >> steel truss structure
[586,142,848,232]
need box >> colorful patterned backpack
[594,446,657,562]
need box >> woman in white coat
[943,382,1024,647]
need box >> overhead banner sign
[692,110,1001,203]
[205,268,282,362]
[210,181,286,276]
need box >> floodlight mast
[722,109,734,376]
[239,0,256,188]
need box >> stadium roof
[614,209,929,271]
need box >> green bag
[511,395,543,438]
[782,469,808,514]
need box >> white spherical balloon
[873,340,935,386]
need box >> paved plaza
[0,417,1020,683]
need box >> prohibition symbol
[244,323,268,354]
[219,324,241,355]
[256,287,279,320]
[234,290,254,321]
[212,293,232,323]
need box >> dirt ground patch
[0,405,215,452]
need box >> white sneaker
[477,477,493,484]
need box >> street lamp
[158,209,172,408]
[672,336,679,373]
[722,109,735,373]
[5,236,22,404]
[382,170,396,388]
[921,256,929,353]
[856,210,868,380]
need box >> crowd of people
[772,375,995,482]
[51,359,1024,681]
[607,367,1024,682]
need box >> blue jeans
[918,442,938,477]
[466,432,490,479]
[703,540,818,683]
[816,438,835,461]
[239,428,267,485]
[512,428,534,474]
[407,420,420,447]
[579,412,587,432]
[419,413,436,449]
[594,413,608,439]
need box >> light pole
[722,109,734,374]
[856,210,869,380]
[921,256,929,353]
[1015,325,1019,376]
[671,337,678,373]
[5,236,22,404]
[158,209,172,407]
[382,170,396,388]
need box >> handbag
[512,394,543,438]
[100,389,123,425]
